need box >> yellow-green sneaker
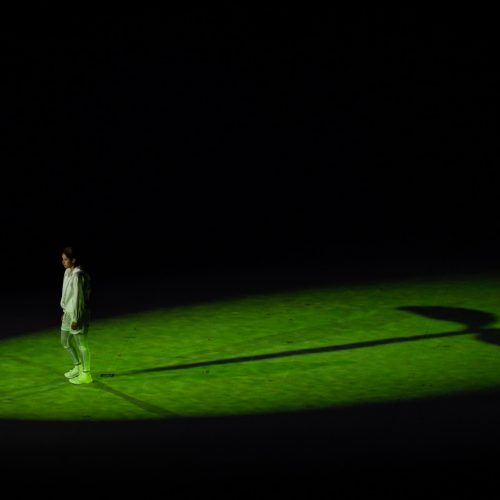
[69,371,93,384]
[64,365,81,379]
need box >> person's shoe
[69,371,93,384]
[64,365,81,379]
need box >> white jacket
[60,266,91,323]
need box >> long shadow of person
[101,306,500,378]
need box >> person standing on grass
[60,245,92,384]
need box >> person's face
[62,253,75,269]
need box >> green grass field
[2,272,500,421]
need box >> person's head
[61,246,80,269]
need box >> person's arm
[60,273,66,310]
[61,273,67,322]
[71,273,86,330]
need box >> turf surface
[2,272,499,421]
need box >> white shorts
[61,311,90,335]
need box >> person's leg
[61,329,81,378]
[69,329,92,384]
[74,332,91,373]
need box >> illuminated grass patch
[1,274,499,421]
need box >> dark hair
[62,245,82,266]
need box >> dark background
[1,6,498,293]
[1,6,499,492]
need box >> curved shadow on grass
[399,306,500,346]
[100,306,500,378]
[397,306,495,330]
